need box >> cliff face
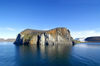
[14,27,73,45]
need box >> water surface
[0,42,100,66]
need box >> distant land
[0,38,15,42]
[74,38,85,42]
[85,36,100,42]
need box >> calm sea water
[0,42,100,66]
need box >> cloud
[6,27,15,31]
[43,29,49,30]
[0,27,15,31]
[71,30,100,38]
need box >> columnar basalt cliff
[14,27,73,45]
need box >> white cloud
[0,27,16,39]
[71,30,100,39]
[6,27,15,31]
[43,29,49,30]
[0,27,15,31]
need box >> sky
[0,0,100,39]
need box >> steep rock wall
[14,27,73,45]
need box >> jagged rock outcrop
[14,27,73,45]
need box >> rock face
[85,36,100,42]
[14,27,73,45]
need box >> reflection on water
[0,43,100,66]
[75,44,100,48]
[15,45,72,66]
[69,43,100,66]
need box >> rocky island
[14,27,73,45]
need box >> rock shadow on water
[15,44,72,66]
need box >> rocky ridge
[14,27,73,45]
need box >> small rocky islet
[14,27,73,46]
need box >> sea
[0,42,100,66]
